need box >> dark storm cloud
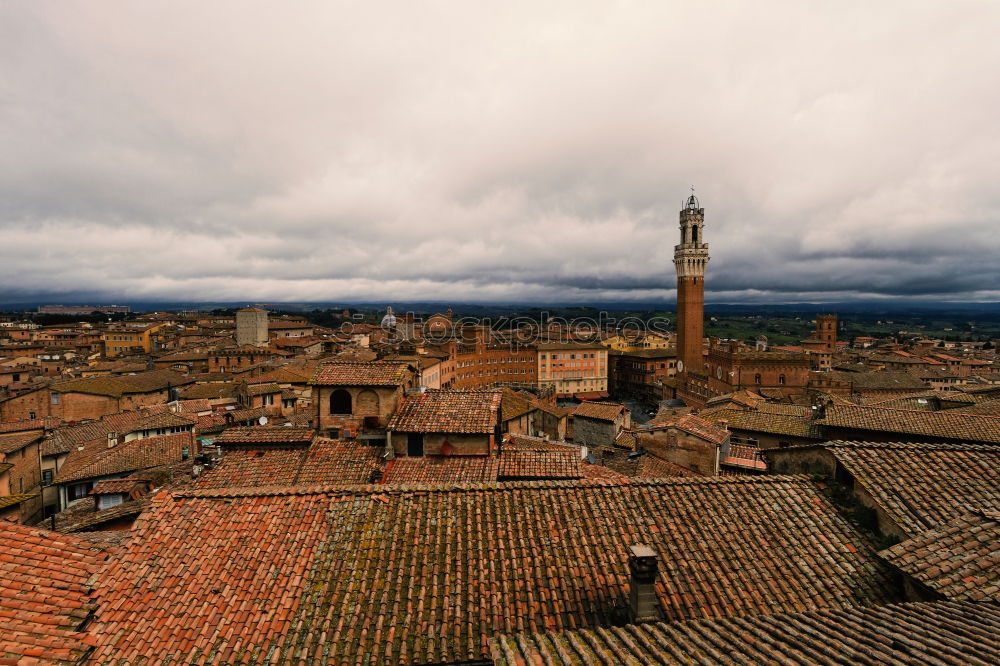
[2,1,999,304]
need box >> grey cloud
[2,1,999,305]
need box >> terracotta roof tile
[490,601,1000,665]
[673,414,729,445]
[310,360,413,386]
[85,476,901,664]
[194,407,271,434]
[573,401,625,422]
[880,509,1000,602]
[822,404,1000,443]
[388,389,501,433]
[196,439,381,488]
[382,456,499,484]
[53,432,196,485]
[698,408,824,439]
[498,450,582,480]
[90,478,148,495]
[0,431,42,455]
[0,523,105,664]
[51,369,191,397]
[771,441,1000,536]
[213,426,314,446]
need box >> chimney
[628,544,659,622]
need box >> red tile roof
[822,404,1000,443]
[41,408,191,458]
[90,478,149,495]
[490,601,1000,665]
[310,360,413,386]
[213,426,314,446]
[0,522,105,664]
[573,401,625,422]
[880,509,1000,602]
[388,389,501,433]
[86,476,900,664]
[194,407,271,434]
[497,450,582,480]
[53,432,195,485]
[381,456,499,484]
[51,369,191,397]
[196,439,381,488]
[673,414,729,445]
[0,431,42,455]
[773,441,1000,537]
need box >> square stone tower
[236,307,269,347]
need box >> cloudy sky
[2,1,999,305]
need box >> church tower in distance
[674,191,709,377]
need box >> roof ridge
[833,404,1000,420]
[169,474,817,499]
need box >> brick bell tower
[674,190,709,378]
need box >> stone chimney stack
[628,544,659,622]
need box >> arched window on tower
[329,389,352,415]
[692,226,698,244]
[754,374,762,384]
[779,374,786,385]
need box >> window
[263,394,274,406]
[69,482,93,501]
[97,494,125,510]
[42,469,53,486]
[330,389,352,414]
[754,374,762,384]
[778,374,786,385]
[50,393,60,405]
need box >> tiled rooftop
[245,382,281,396]
[791,441,1000,536]
[490,601,1000,665]
[0,493,36,511]
[880,509,1000,602]
[0,431,42,455]
[196,439,381,488]
[822,404,1000,443]
[388,389,501,433]
[90,478,148,495]
[53,432,195,485]
[213,426,315,446]
[823,369,928,390]
[41,407,189,457]
[310,360,413,386]
[497,450,582,480]
[51,369,191,397]
[85,476,900,664]
[194,407,271,434]
[0,522,105,664]
[572,401,624,421]
[672,413,729,445]
[381,456,499,484]
[697,407,824,439]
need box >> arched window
[779,374,786,385]
[329,389,352,414]
[692,226,698,244]
[754,374,762,384]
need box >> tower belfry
[674,190,709,378]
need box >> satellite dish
[258,416,268,425]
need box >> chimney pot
[628,544,659,622]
